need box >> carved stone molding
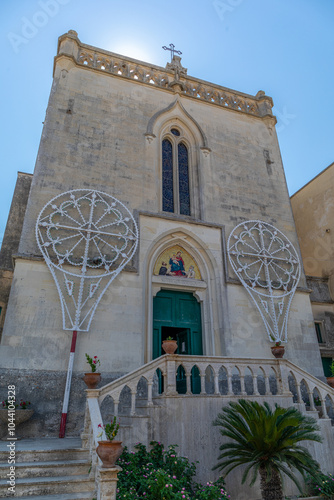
[55,32,274,121]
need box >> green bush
[116,441,230,499]
[306,472,334,498]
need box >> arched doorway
[153,290,203,393]
[153,290,203,358]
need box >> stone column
[214,372,220,395]
[130,390,136,416]
[97,465,122,500]
[240,375,247,396]
[277,361,293,397]
[295,383,303,404]
[147,381,153,406]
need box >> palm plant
[213,399,322,500]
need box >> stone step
[0,458,91,478]
[0,447,89,463]
[14,493,94,500]
[0,474,95,497]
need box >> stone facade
[0,30,324,443]
[291,162,334,373]
[0,172,32,339]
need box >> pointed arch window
[162,130,191,216]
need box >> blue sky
[1,0,333,243]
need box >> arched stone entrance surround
[142,226,226,363]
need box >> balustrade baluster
[296,383,303,404]
[130,390,136,416]
[200,372,205,395]
[264,375,270,395]
[277,361,292,396]
[227,372,233,396]
[214,372,220,395]
[252,374,260,395]
[320,398,328,419]
[186,371,191,395]
[114,399,119,417]
[147,381,153,406]
[240,375,247,396]
[308,390,316,411]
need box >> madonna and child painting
[153,245,201,280]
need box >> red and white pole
[59,330,77,438]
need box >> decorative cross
[162,43,182,62]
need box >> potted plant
[270,340,285,359]
[0,399,34,439]
[326,360,334,388]
[83,354,101,389]
[96,416,123,468]
[162,336,178,355]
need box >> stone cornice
[54,31,275,121]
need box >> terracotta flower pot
[326,376,334,389]
[271,345,285,359]
[83,372,101,389]
[162,340,178,355]
[96,440,123,468]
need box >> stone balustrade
[83,355,334,442]
[82,355,334,498]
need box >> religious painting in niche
[153,245,201,280]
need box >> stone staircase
[0,442,95,499]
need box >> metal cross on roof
[162,43,182,62]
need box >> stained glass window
[171,128,180,136]
[178,143,190,215]
[162,139,174,212]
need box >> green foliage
[213,399,322,497]
[313,396,322,407]
[2,399,31,409]
[2,399,18,409]
[329,360,334,377]
[85,353,100,373]
[116,441,230,499]
[192,478,229,499]
[306,472,334,498]
[98,416,119,441]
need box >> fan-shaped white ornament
[36,189,138,331]
[227,220,300,343]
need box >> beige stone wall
[291,163,334,364]
[0,172,32,339]
[291,162,334,278]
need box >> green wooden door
[153,290,203,393]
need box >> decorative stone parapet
[83,354,334,426]
[54,30,274,120]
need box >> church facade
[0,30,325,440]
